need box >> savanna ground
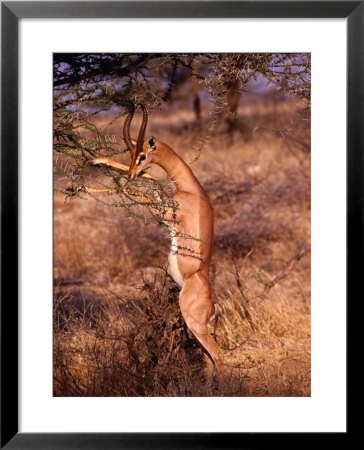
[54,90,311,397]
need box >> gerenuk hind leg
[179,275,225,384]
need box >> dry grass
[54,93,311,396]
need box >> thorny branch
[54,53,310,237]
[260,246,310,299]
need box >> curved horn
[123,102,135,152]
[136,104,148,156]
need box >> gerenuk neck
[153,143,203,194]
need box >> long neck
[153,143,202,194]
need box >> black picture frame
[1,1,359,448]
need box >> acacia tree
[54,53,310,228]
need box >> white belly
[168,235,184,288]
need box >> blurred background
[53,54,310,397]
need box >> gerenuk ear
[147,137,157,151]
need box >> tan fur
[90,158,153,179]
[128,140,225,383]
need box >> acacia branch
[262,246,310,297]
